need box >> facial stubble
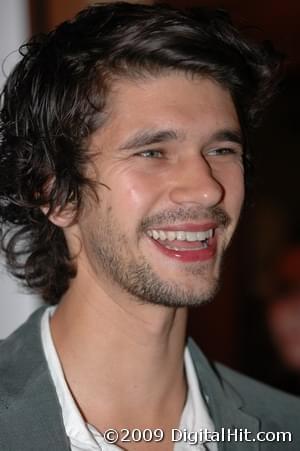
[84,208,229,308]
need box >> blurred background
[1,0,300,395]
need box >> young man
[0,3,299,450]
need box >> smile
[146,229,213,242]
[146,227,216,262]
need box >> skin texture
[50,74,245,450]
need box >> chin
[141,278,220,309]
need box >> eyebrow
[212,129,243,146]
[119,127,243,151]
[119,129,185,150]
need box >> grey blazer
[0,306,300,450]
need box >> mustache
[140,206,231,230]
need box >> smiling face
[69,73,244,307]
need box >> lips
[146,224,217,262]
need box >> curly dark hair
[0,2,281,304]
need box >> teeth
[176,231,186,241]
[167,231,176,241]
[186,232,198,242]
[152,230,160,240]
[147,228,214,242]
[159,231,167,240]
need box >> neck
[50,266,188,431]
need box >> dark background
[29,0,300,393]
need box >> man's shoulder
[0,306,69,451]
[0,306,47,399]
[0,305,46,361]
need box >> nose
[168,155,224,208]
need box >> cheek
[109,169,162,216]
[219,165,245,214]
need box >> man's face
[75,74,244,307]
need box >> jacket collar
[188,338,260,450]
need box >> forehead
[92,73,240,146]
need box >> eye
[137,149,163,158]
[206,147,242,157]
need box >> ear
[39,176,77,228]
[41,204,76,228]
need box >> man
[0,3,299,450]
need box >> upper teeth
[147,229,214,242]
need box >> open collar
[0,307,260,451]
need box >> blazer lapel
[188,338,260,451]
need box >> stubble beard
[96,243,221,307]
[86,212,228,308]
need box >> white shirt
[41,307,217,450]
